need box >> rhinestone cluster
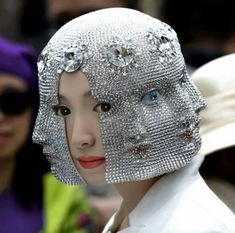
[37,45,53,74]
[101,37,139,76]
[147,24,178,64]
[57,42,92,74]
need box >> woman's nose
[76,133,95,149]
[71,116,95,150]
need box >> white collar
[103,154,204,233]
[129,154,204,226]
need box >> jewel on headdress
[147,24,177,64]
[38,46,53,74]
[101,37,139,76]
[57,42,92,74]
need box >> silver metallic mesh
[33,8,206,185]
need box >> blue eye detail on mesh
[142,89,159,105]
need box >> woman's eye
[179,74,187,87]
[142,89,159,105]
[53,105,71,117]
[93,102,111,113]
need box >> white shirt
[103,154,235,233]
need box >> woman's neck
[115,177,159,215]
[0,158,15,192]
[110,177,160,232]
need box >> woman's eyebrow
[58,90,92,100]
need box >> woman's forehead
[59,70,91,95]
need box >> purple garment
[0,190,43,233]
[0,37,38,91]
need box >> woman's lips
[78,156,105,169]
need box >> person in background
[0,36,94,233]
[191,53,235,213]
[32,8,235,232]
[0,36,49,233]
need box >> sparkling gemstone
[147,28,177,64]
[37,53,47,73]
[159,42,171,52]
[107,44,134,67]
[62,47,83,72]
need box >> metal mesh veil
[33,8,205,185]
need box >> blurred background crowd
[1,0,235,66]
[0,0,234,232]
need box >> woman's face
[0,74,33,160]
[57,70,106,185]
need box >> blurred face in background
[0,74,33,160]
[46,0,129,30]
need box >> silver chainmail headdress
[33,7,206,185]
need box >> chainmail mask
[33,8,206,185]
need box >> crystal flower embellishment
[147,23,178,64]
[101,37,139,76]
[57,42,92,74]
[37,46,53,75]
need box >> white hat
[191,53,235,155]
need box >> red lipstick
[78,156,105,169]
